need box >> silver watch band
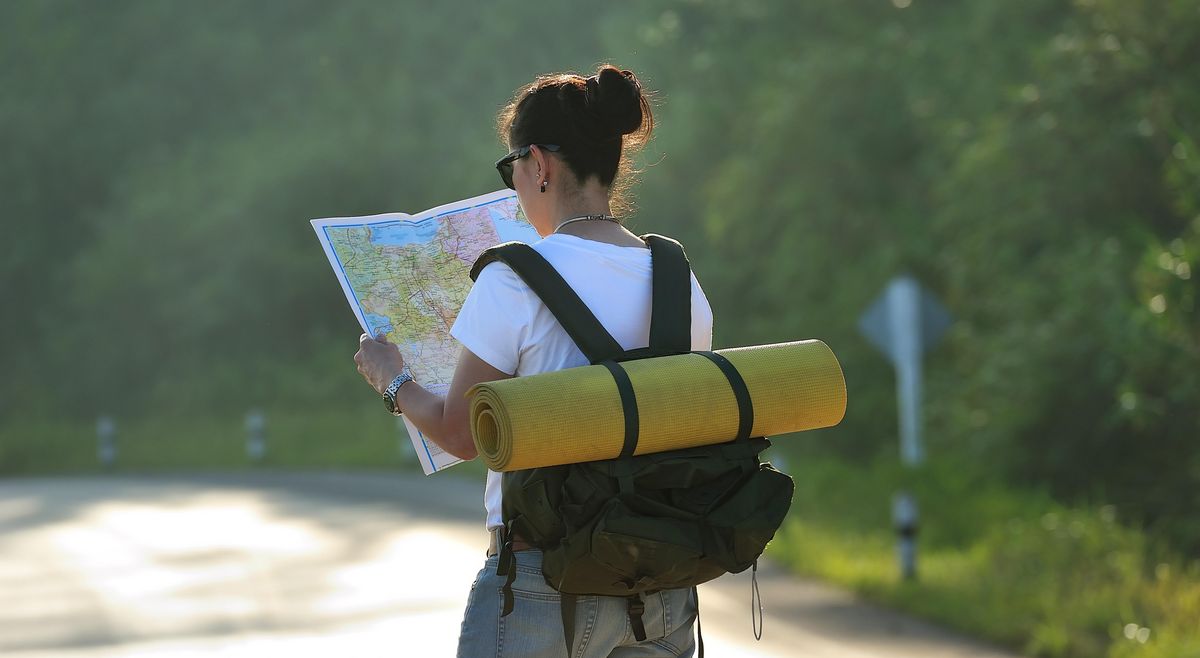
[383,367,414,415]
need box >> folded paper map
[311,190,539,474]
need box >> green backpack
[469,233,794,656]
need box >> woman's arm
[354,335,513,460]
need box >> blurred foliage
[0,0,1196,595]
[2,1,1199,654]
[626,0,1200,552]
[769,451,1200,658]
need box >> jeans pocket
[497,585,564,658]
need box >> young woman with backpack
[354,64,714,657]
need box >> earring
[540,179,548,193]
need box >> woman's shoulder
[469,258,536,305]
[533,233,652,264]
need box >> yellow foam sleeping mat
[467,339,847,472]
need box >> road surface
[0,471,1022,657]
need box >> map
[311,189,540,474]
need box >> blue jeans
[457,550,697,658]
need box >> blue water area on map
[364,313,394,336]
[491,208,539,243]
[370,219,439,246]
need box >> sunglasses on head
[495,143,560,190]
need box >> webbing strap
[643,234,692,353]
[496,521,518,617]
[600,360,640,458]
[693,586,705,658]
[613,458,636,496]
[560,593,577,657]
[469,236,694,364]
[695,351,755,442]
[470,242,623,363]
[627,594,647,642]
[752,560,763,640]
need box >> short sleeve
[449,262,534,376]
[690,270,715,351]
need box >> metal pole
[888,276,924,466]
[769,452,787,473]
[861,274,952,583]
[888,276,924,580]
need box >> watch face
[383,392,397,414]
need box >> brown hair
[496,64,654,216]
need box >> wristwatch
[382,367,414,416]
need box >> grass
[765,449,1200,658]
[0,404,421,474]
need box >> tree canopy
[2,0,1196,547]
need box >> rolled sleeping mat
[468,339,847,472]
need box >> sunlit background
[2,1,1198,657]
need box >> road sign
[858,276,952,364]
[857,275,952,465]
[860,275,952,581]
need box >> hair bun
[584,66,644,138]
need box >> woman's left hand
[354,333,407,394]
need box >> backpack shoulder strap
[642,234,692,354]
[470,242,624,363]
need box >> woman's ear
[530,145,552,182]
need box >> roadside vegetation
[768,445,1200,658]
[2,2,1196,657]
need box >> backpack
[469,233,794,656]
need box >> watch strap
[383,367,414,415]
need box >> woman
[354,64,713,657]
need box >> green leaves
[2,0,1197,553]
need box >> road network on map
[323,195,533,391]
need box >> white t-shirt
[448,232,715,529]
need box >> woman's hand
[354,333,407,394]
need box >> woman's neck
[551,181,613,226]
[544,179,644,247]
[552,209,644,248]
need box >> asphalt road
[0,471,1022,657]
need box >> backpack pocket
[502,468,567,541]
[704,464,794,572]
[544,496,726,596]
[591,497,706,588]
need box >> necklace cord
[553,214,619,234]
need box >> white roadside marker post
[892,491,919,580]
[96,416,117,470]
[245,409,267,464]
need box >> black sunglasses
[495,144,560,190]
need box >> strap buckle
[626,594,648,641]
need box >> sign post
[859,274,952,579]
